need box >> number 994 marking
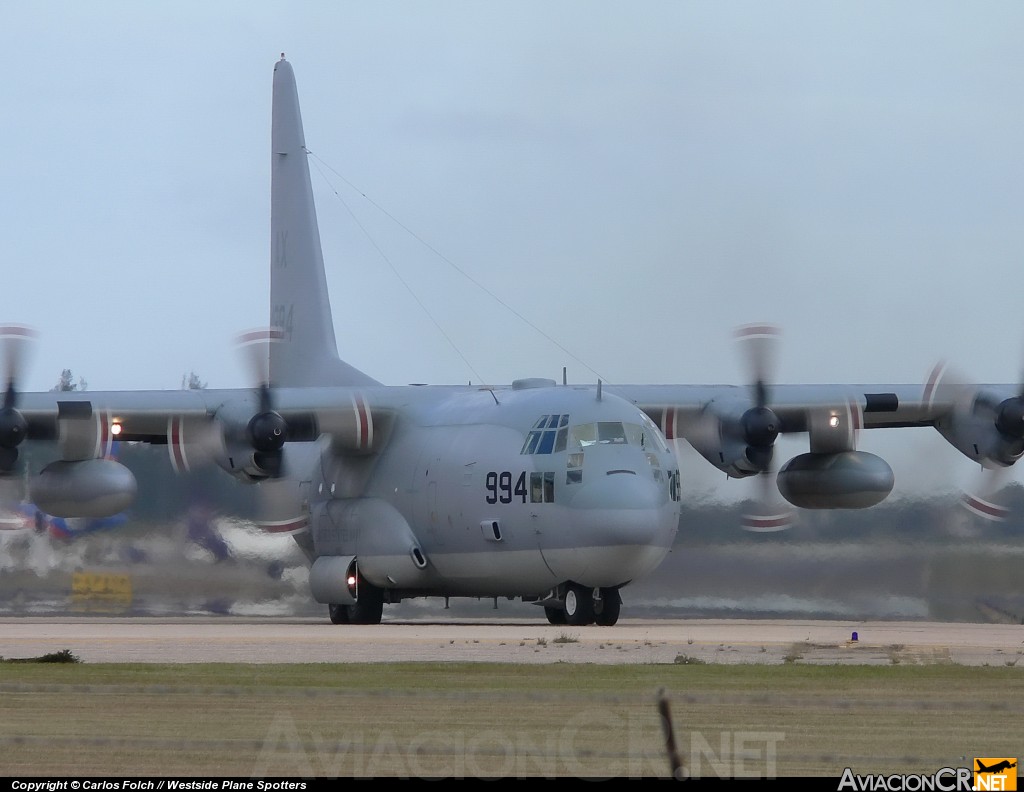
[485,471,527,504]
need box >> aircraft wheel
[544,606,566,625]
[346,582,384,625]
[328,604,349,625]
[594,588,621,626]
[563,583,595,626]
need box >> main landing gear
[545,584,621,626]
[327,581,385,625]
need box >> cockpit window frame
[521,414,570,455]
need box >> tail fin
[269,57,379,388]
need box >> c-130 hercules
[4,57,1021,625]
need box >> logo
[974,758,1017,791]
[838,767,972,791]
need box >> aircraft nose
[559,472,677,584]
[569,471,663,515]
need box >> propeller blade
[741,509,793,533]
[741,465,793,532]
[734,323,783,474]
[236,328,284,392]
[676,405,720,452]
[253,476,309,534]
[924,351,1024,520]
[923,360,973,415]
[734,323,781,408]
[167,415,227,474]
[0,474,28,530]
[961,465,1012,522]
[0,325,37,474]
[235,327,290,479]
[0,325,37,394]
[733,324,791,529]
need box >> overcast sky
[4,1,1024,499]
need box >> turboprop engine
[927,364,1024,469]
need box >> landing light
[111,422,123,436]
[828,415,840,429]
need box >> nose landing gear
[545,583,622,626]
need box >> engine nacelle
[309,555,359,605]
[217,441,278,482]
[311,497,429,589]
[934,395,1024,468]
[670,402,778,479]
[29,458,137,518]
[777,451,894,509]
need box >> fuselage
[296,380,681,600]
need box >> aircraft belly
[409,547,558,596]
[538,542,672,588]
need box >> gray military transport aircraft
[3,57,1021,626]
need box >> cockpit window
[638,412,669,452]
[570,421,627,448]
[521,414,570,455]
[569,420,666,451]
[598,422,627,444]
[570,423,597,448]
[524,415,669,455]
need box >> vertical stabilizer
[270,57,378,387]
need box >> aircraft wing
[18,388,214,444]
[608,372,1024,522]
[6,385,399,518]
[17,385,397,446]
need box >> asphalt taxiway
[2,616,1021,665]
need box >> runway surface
[2,616,1022,664]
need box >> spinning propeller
[925,360,1024,522]
[237,328,291,478]
[0,325,37,475]
[169,328,316,481]
[961,466,1013,522]
[961,373,1022,522]
[734,324,792,531]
